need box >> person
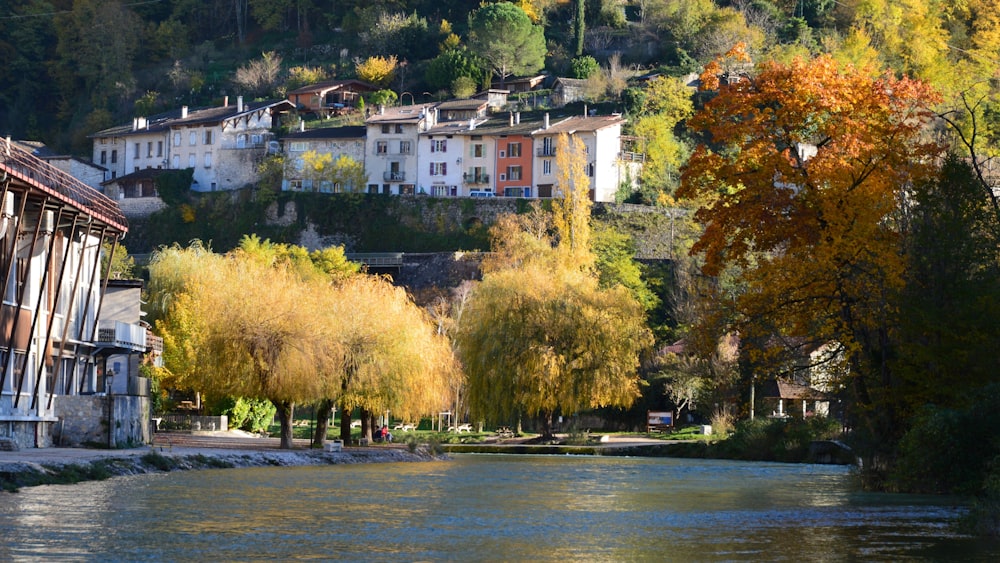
[380,425,389,443]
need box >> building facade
[91,97,294,193]
[1,139,155,449]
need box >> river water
[1,454,997,561]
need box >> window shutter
[430,162,434,174]
[443,162,447,175]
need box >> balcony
[536,146,557,157]
[463,173,490,184]
[383,171,405,182]
[95,320,147,353]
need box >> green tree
[468,2,546,85]
[425,49,487,92]
[570,55,599,79]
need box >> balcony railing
[383,171,405,182]
[619,151,646,162]
[463,173,490,184]
[536,147,557,156]
[95,320,147,352]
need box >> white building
[364,103,438,195]
[90,96,294,192]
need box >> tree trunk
[313,398,333,447]
[274,400,295,449]
[338,400,351,442]
[540,411,554,440]
[360,407,372,442]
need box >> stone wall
[53,395,108,447]
[53,394,152,448]
[118,197,168,218]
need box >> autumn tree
[457,135,653,438]
[298,151,368,192]
[324,275,459,445]
[678,55,942,473]
[468,2,546,85]
[355,55,398,88]
[149,241,344,448]
[629,75,695,200]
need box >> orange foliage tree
[679,54,942,466]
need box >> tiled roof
[282,126,366,140]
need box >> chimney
[509,112,514,127]
[544,113,550,129]
[515,112,520,124]
[237,95,244,112]
[300,119,305,132]
[583,104,588,117]
[379,104,385,115]
[182,106,189,118]
[469,118,475,131]
[132,118,138,131]
[224,95,229,107]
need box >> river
[1,454,997,561]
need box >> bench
[496,426,514,439]
[394,423,416,431]
[323,440,344,453]
[448,423,473,432]
[349,420,362,428]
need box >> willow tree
[457,134,653,438]
[324,274,459,444]
[149,238,359,449]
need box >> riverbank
[0,432,443,492]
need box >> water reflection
[0,455,995,561]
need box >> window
[289,179,303,191]
[100,151,107,165]
[432,185,450,196]
[543,160,552,175]
[157,141,163,157]
[508,142,521,157]
[290,142,307,152]
[189,131,197,146]
[381,124,391,134]
[204,130,213,145]
[204,153,212,168]
[376,141,388,154]
[395,124,404,134]
[507,165,522,181]
[399,141,411,154]
[431,139,447,153]
[134,143,140,158]
[399,184,415,195]
[146,142,153,157]
[587,162,595,177]
[368,184,379,194]
[188,154,196,168]
[237,134,247,149]
[430,162,447,176]
[173,132,181,146]
[111,150,118,164]
[472,144,485,158]
[251,134,262,146]
[172,155,179,168]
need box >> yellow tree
[457,137,653,438]
[679,55,941,465]
[326,275,458,443]
[355,55,397,88]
